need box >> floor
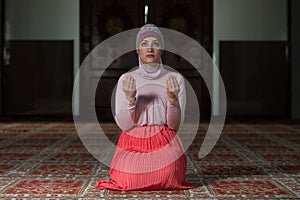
[0,121,299,199]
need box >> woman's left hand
[166,75,180,104]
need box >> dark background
[0,0,299,122]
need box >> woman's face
[138,36,162,66]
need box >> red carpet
[0,122,299,199]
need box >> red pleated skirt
[94,125,194,191]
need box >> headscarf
[136,24,164,51]
[136,24,165,79]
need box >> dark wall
[4,40,73,116]
[0,0,3,115]
[291,0,300,118]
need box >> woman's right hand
[123,75,137,102]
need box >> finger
[166,78,171,89]
[123,76,131,90]
[171,75,177,84]
[170,76,180,96]
[130,76,136,90]
[170,76,175,88]
[123,79,128,89]
[132,78,136,89]
[170,76,176,90]
[128,76,133,88]
[126,76,132,86]
[127,76,131,86]
[170,76,175,86]
[124,76,129,84]
[172,76,180,88]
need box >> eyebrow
[141,39,159,42]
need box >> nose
[147,47,154,52]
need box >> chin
[146,59,159,64]
[146,62,159,66]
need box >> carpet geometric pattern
[0,122,299,199]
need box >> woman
[95,24,193,191]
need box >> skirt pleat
[95,125,194,191]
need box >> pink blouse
[114,59,186,131]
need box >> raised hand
[123,75,137,102]
[166,75,180,104]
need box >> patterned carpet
[0,121,299,199]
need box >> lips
[146,55,154,58]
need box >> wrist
[127,97,136,103]
[168,97,178,104]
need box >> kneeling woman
[95,24,194,191]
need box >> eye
[141,42,149,47]
[153,41,160,48]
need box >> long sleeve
[166,74,186,130]
[114,74,137,131]
[113,69,186,131]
